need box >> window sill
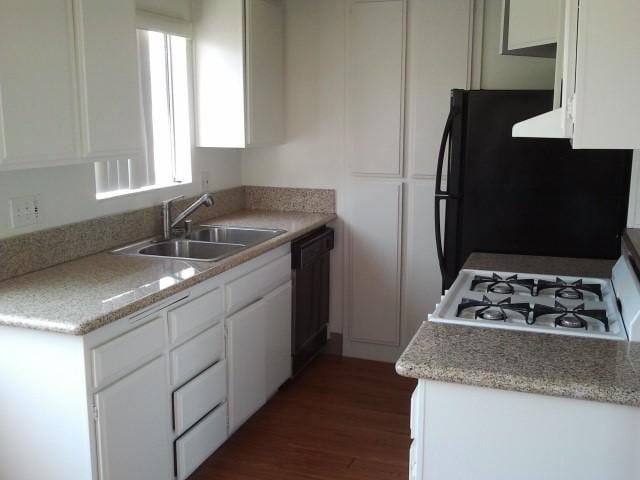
[96,181,190,200]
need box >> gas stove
[429,256,640,341]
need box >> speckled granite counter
[0,210,335,335]
[396,253,640,407]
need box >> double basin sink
[113,225,287,262]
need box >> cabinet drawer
[168,288,223,344]
[174,360,227,436]
[226,254,291,313]
[92,316,165,389]
[175,403,228,480]
[171,323,224,387]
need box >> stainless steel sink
[113,239,245,262]
[112,225,287,262]
[186,225,286,246]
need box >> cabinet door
[75,0,143,160]
[572,0,640,149]
[95,357,173,480]
[348,0,404,176]
[406,0,471,177]
[0,0,80,169]
[264,281,292,396]
[348,181,403,346]
[245,0,284,146]
[226,298,267,432]
[506,0,559,51]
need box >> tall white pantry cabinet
[343,0,473,361]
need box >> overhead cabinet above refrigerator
[512,0,640,149]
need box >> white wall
[0,0,243,239]
[242,0,347,335]
[242,0,346,190]
[0,148,242,239]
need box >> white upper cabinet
[406,0,472,178]
[193,0,284,148]
[0,0,144,170]
[348,0,404,176]
[500,0,560,58]
[513,0,640,149]
[0,0,81,170]
[75,0,144,161]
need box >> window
[95,29,192,198]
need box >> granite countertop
[396,252,640,407]
[0,210,335,336]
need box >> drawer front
[92,316,165,389]
[171,323,224,387]
[175,403,228,480]
[226,254,291,314]
[168,287,223,344]
[174,360,227,436]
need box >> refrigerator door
[439,90,632,289]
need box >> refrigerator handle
[434,109,456,277]
[435,109,456,197]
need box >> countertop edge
[395,354,639,408]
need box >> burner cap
[480,309,507,321]
[490,285,512,294]
[557,316,586,329]
[558,290,581,300]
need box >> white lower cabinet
[173,360,227,436]
[227,296,268,431]
[264,281,293,396]
[94,356,173,480]
[170,322,225,386]
[175,403,229,480]
[0,245,293,480]
[227,278,292,432]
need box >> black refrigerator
[435,90,633,290]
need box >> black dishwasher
[291,226,334,376]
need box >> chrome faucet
[161,193,215,240]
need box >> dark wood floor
[191,354,416,480]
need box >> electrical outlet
[9,195,41,228]
[201,172,211,192]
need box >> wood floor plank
[190,354,416,480]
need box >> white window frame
[94,12,194,200]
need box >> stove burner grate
[532,301,609,331]
[537,278,603,301]
[457,295,531,322]
[471,273,535,295]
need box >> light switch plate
[9,195,41,228]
